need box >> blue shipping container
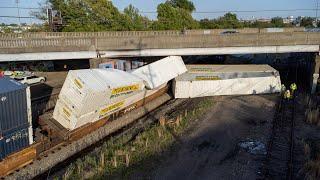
[0,125,30,160]
[0,77,29,132]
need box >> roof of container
[0,77,26,94]
[68,69,144,91]
[186,64,278,74]
[176,65,279,81]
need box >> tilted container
[131,56,187,89]
[173,65,282,98]
[53,84,167,130]
[57,69,145,117]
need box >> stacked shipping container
[0,77,33,160]
[53,56,188,131]
[53,68,146,130]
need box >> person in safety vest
[281,84,286,93]
[290,83,297,97]
[284,90,291,100]
[281,84,286,91]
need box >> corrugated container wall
[173,65,282,98]
[0,125,30,160]
[0,77,31,132]
[57,69,145,116]
[0,77,33,160]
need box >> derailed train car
[0,56,186,177]
[0,55,284,178]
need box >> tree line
[31,0,320,32]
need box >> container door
[0,89,28,132]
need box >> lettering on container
[123,105,137,114]
[63,107,71,118]
[99,100,125,118]
[5,129,28,143]
[195,76,221,81]
[73,78,83,89]
[189,68,215,73]
[111,84,140,97]
[1,96,7,102]
[111,91,134,99]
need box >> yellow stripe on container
[111,84,140,95]
[100,101,125,116]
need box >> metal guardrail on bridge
[0,28,319,55]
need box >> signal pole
[15,0,21,31]
[316,0,319,25]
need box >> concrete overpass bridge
[0,27,320,93]
[0,28,319,62]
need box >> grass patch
[57,98,214,180]
[303,139,320,180]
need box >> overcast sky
[0,0,318,24]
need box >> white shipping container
[58,69,145,116]
[173,65,281,98]
[53,84,167,130]
[186,64,278,74]
[53,99,99,130]
[131,56,187,89]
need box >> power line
[0,6,40,10]
[0,15,37,19]
[316,0,319,23]
[0,7,317,13]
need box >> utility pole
[316,0,319,25]
[15,0,21,32]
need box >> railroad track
[265,97,295,179]
[265,66,298,180]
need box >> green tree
[216,13,243,29]
[199,19,220,29]
[153,1,198,30]
[123,4,149,30]
[1,26,13,33]
[34,0,150,32]
[271,17,284,27]
[300,17,314,27]
[166,0,195,12]
[317,21,320,28]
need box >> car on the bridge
[14,75,46,85]
[220,30,239,35]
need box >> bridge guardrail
[0,27,306,39]
[0,31,319,54]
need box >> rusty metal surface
[6,93,172,180]
[0,145,36,177]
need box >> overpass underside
[0,45,319,62]
[0,30,319,62]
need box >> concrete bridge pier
[89,58,118,69]
[311,53,320,94]
[89,58,103,69]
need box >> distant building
[0,24,34,33]
[283,16,294,24]
[256,18,271,23]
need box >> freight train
[0,56,283,178]
[0,56,186,177]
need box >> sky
[0,0,318,24]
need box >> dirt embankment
[132,95,278,180]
